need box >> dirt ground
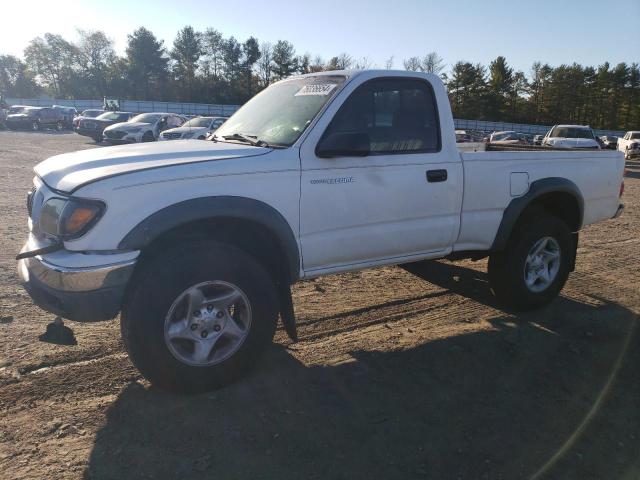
[0,130,638,480]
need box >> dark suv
[75,111,135,142]
[5,107,67,131]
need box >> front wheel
[488,214,572,310]
[32,120,41,131]
[121,241,279,393]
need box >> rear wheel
[92,134,103,143]
[55,121,64,131]
[488,213,572,310]
[142,131,155,142]
[31,120,40,131]
[121,241,279,393]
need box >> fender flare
[118,196,300,281]
[491,177,584,252]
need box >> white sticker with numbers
[295,84,337,96]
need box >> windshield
[491,131,515,141]
[130,113,163,124]
[214,75,346,147]
[97,112,128,121]
[184,117,213,128]
[550,127,594,139]
[82,110,103,118]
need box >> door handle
[426,169,447,182]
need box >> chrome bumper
[18,254,136,292]
[17,246,138,321]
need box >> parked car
[73,109,106,129]
[159,116,227,141]
[76,111,134,142]
[103,112,186,143]
[542,125,600,149]
[490,131,530,145]
[533,134,544,145]
[5,106,67,131]
[17,70,625,392]
[617,131,640,159]
[599,136,618,149]
[7,105,30,115]
[455,130,473,143]
[52,106,78,129]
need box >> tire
[121,241,279,393]
[197,135,206,140]
[32,120,40,131]
[141,131,155,142]
[488,213,572,311]
[55,121,64,131]
[93,134,103,143]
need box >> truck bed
[453,149,624,253]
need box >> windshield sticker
[295,84,337,96]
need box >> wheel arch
[118,196,301,283]
[492,177,584,252]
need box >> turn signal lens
[64,205,101,235]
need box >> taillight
[620,181,624,198]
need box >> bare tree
[309,55,325,73]
[384,55,394,70]
[403,56,421,71]
[421,51,445,75]
[257,41,272,86]
[353,56,373,70]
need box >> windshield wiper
[222,133,270,147]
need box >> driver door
[299,77,463,274]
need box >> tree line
[0,27,638,130]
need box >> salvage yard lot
[0,131,639,479]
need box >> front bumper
[76,127,104,138]
[5,119,34,129]
[17,246,138,321]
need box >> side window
[167,116,182,128]
[322,78,440,154]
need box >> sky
[2,0,639,76]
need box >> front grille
[27,186,36,216]
[163,132,182,140]
[105,130,126,139]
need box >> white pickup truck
[617,131,640,159]
[17,70,625,392]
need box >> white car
[617,131,640,159]
[103,113,186,144]
[159,116,226,141]
[542,125,600,149]
[18,70,625,392]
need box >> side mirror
[316,131,370,158]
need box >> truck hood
[34,140,271,193]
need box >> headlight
[40,197,105,239]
